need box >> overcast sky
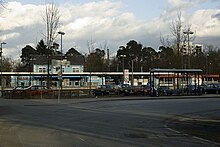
[0,0,220,59]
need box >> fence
[3,89,93,99]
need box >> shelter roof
[150,68,202,73]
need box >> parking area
[2,82,220,99]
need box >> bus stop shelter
[150,68,203,96]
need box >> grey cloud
[196,36,220,48]
[1,1,220,60]
[212,12,220,20]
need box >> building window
[39,67,46,73]
[75,81,79,86]
[55,67,60,72]
[43,68,46,73]
[39,68,42,73]
[73,67,80,72]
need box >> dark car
[157,86,173,96]
[118,84,134,96]
[185,85,204,95]
[157,86,183,96]
[140,85,151,96]
[92,85,115,96]
[118,84,137,96]
[204,83,220,94]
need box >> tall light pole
[206,53,209,83]
[58,31,65,86]
[131,59,134,86]
[120,55,126,84]
[58,31,65,56]
[120,55,126,71]
[0,42,6,97]
[58,31,65,103]
[183,29,194,68]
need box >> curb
[66,94,220,104]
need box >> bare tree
[0,0,9,12]
[170,12,185,55]
[43,0,60,52]
[87,37,95,54]
[160,33,171,47]
[159,12,184,51]
[42,1,60,88]
[0,0,6,7]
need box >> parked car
[204,83,220,94]
[13,86,29,90]
[13,85,50,95]
[185,85,204,95]
[92,85,115,96]
[140,85,151,96]
[118,84,135,96]
[157,86,173,96]
[157,86,182,96]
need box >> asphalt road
[0,97,220,147]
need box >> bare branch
[87,37,95,54]
[160,33,171,48]
[170,12,185,54]
[42,0,60,51]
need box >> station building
[11,55,104,88]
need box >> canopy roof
[150,68,202,73]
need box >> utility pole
[183,29,194,69]
[131,59,134,86]
[57,31,65,103]
[0,42,6,97]
[107,48,110,71]
[120,55,126,84]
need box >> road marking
[192,136,220,146]
[78,137,85,142]
[164,124,220,146]
[164,124,188,136]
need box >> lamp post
[120,55,126,84]
[0,42,6,97]
[58,31,65,86]
[183,29,194,68]
[58,31,65,55]
[206,53,209,83]
[131,59,134,86]
[58,31,65,103]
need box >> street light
[131,59,134,86]
[206,53,209,83]
[57,31,65,103]
[58,31,65,84]
[120,55,126,84]
[120,55,126,71]
[58,31,65,55]
[183,29,194,68]
[0,42,6,97]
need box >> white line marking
[78,137,85,142]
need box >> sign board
[52,59,70,66]
[58,72,62,80]
[123,69,129,83]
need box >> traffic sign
[58,72,62,80]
